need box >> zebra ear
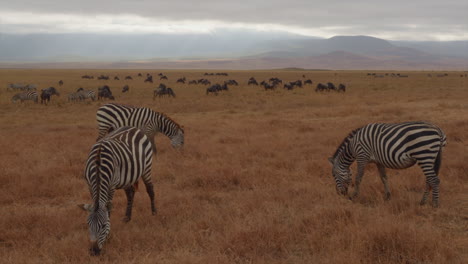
[78,204,94,212]
[328,157,334,165]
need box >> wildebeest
[261,81,276,90]
[327,82,336,91]
[97,75,109,80]
[224,80,238,86]
[315,83,328,92]
[41,87,60,105]
[153,84,175,98]
[98,85,114,100]
[160,75,168,80]
[144,75,153,83]
[206,85,219,95]
[248,77,258,86]
[125,76,133,80]
[188,80,197,85]
[198,79,211,85]
[269,78,282,85]
[81,75,94,79]
[304,79,313,85]
[58,80,64,86]
[122,85,129,93]
[138,73,142,77]
[338,84,346,92]
[176,77,186,84]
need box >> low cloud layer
[1,1,467,40]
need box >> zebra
[11,91,38,103]
[81,90,96,101]
[96,103,184,154]
[68,92,85,102]
[328,121,446,208]
[79,126,155,256]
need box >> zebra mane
[94,145,102,212]
[158,112,184,132]
[332,128,359,160]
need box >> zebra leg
[123,186,136,222]
[350,162,366,199]
[377,164,391,200]
[429,177,440,208]
[420,181,431,206]
[144,182,157,215]
[419,169,440,208]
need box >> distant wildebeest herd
[6,72,349,104]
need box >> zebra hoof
[384,193,391,201]
[419,200,427,206]
[431,202,439,208]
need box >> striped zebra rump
[80,126,155,256]
[96,103,184,153]
[11,91,38,103]
[329,121,446,208]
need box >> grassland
[0,69,467,263]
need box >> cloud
[0,1,467,40]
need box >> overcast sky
[1,0,467,41]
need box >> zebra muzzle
[89,241,101,256]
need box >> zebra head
[79,204,111,256]
[328,157,352,196]
[171,127,184,148]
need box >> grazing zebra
[11,91,38,103]
[80,89,97,101]
[68,92,85,102]
[328,121,446,207]
[96,103,184,154]
[79,126,155,256]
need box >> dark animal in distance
[58,80,64,86]
[144,75,153,83]
[122,85,129,93]
[40,87,60,105]
[98,85,114,100]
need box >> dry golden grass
[0,69,467,263]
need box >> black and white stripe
[329,121,446,207]
[80,126,155,255]
[96,103,184,153]
[79,89,96,101]
[11,91,38,103]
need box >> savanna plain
[0,69,467,263]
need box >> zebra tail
[434,148,442,176]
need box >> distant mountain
[0,33,467,69]
[391,40,468,58]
